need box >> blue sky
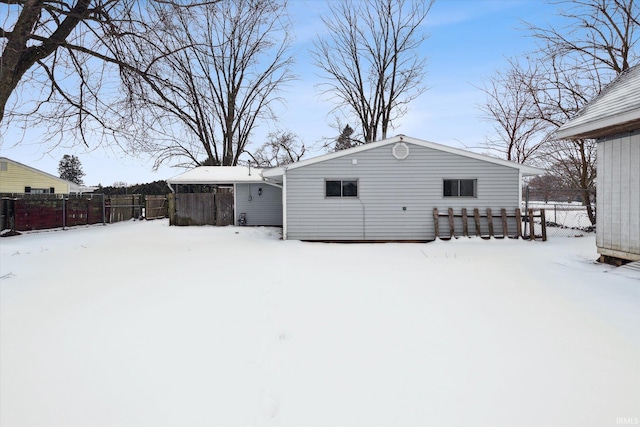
[0,0,560,186]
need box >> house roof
[1,156,67,183]
[167,166,265,184]
[555,65,640,140]
[1,157,98,193]
[0,157,97,193]
[1,156,78,188]
[262,135,545,179]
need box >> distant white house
[0,157,96,194]
[556,64,640,263]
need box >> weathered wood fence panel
[171,193,216,226]
[433,208,547,241]
[145,195,168,220]
[169,190,235,226]
[216,192,234,226]
[107,195,142,223]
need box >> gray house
[556,65,640,263]
[167,166,283,226]
[262,135,542,241]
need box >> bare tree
[527,0,639,74]
[313,0,433,144]
[122,0,294,168]
[0,1,153,146]
[529,0,638,224]
[526,56,602,223]
[246,130,305,167]
[478,59,547,164]
[482,0,639,225]
[0,1,224,151]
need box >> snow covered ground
[1,220,638,427]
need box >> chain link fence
[524,187,596,238]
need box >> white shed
[556,65,640,263]
[167,166,282,226]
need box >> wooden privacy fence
[1,194,106,232]
[106,195,143,223]
[168,191,234,226]
[0,194,163,233]
[433,208,547,241]
[145,195,168,220]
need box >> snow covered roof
[262,135,545,179]
[167,166,265,184]
[555,65,640,140]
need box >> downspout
[167,182,175,193]
[283,167,288,240]
[358,198,366,240]
[233,183,237,225]
[517,171,522,208]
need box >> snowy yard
[1,219,638,427]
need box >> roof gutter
[261,177,283,189]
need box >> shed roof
[555,65,640,140]
[262,135,545,179]
[167,166,265,184]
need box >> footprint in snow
[262,392,280,418]
[278,332,289,342]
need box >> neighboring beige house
[0,157,94,194]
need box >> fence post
[102,194,106,225]
[501,209,508,238]
[528,209,535,241]
[448,208,455,238]
[10,198,15,233]
[433,208,439,239]
[474,209,481,236]
[515,208,522,239]
[524,186,530,238]
[461,208,468,237]
[541,209,547,241]
[486,208,494,237]
[62,197,66,230]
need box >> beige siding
[597,133,640,261]
[0,159,70,194]
[285,143,520,241]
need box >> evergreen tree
[58,155,85,185]
[334,125,357,151]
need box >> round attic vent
[392,142,409,160]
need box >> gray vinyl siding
[235,183,283,226]
[596,133,640,260]
[285,143,520,240]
